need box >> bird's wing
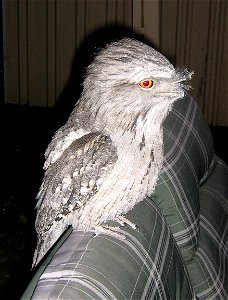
[44,125,91,169]
[33,132,117,266]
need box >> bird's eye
[139,79,154,89]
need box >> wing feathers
[35,133,117,236]
[44,128,91,169]
[34,133,117,266]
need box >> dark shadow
[0,105,56,299]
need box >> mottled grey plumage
[33,38,192,267]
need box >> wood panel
[187,0,210,110]
[2,0,19,104]
[18,0,28,105]
[2,0,135,107]
[216,1,227,125]
[76,0,86,48]
[106,0,118,26]
[161,0,227,126]
[133,0,143,36]
[160,0,177,63]
[144,0,160,49]
[123,0,133,28]
[85,0,107,36]
[55,1,76,103]
[116,0,125,25]
[2,0,227,125]
[27,1,47,106]
[204,0,227,125]
[47,0,56,107]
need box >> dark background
[0,0,3,102]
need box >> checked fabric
[22,95,227,300]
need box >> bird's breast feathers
[36,128,162,231]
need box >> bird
[33,38,192,267]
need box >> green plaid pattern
[153,95,214,263]
[29,199,194,299]
[187,157,228,299]
[22,95,227,300]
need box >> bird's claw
[114,215,139,230]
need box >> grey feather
[33,38,193,267]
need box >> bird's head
[80,38,193,130]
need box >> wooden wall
[161,0,227,126]
[2,0,132,107]
[2,0,227,125]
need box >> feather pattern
[33,38,193,267]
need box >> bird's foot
[92,216,138,239]
[94,224,126,239]
[114,215,139,230]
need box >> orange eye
[139,79,154,89]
